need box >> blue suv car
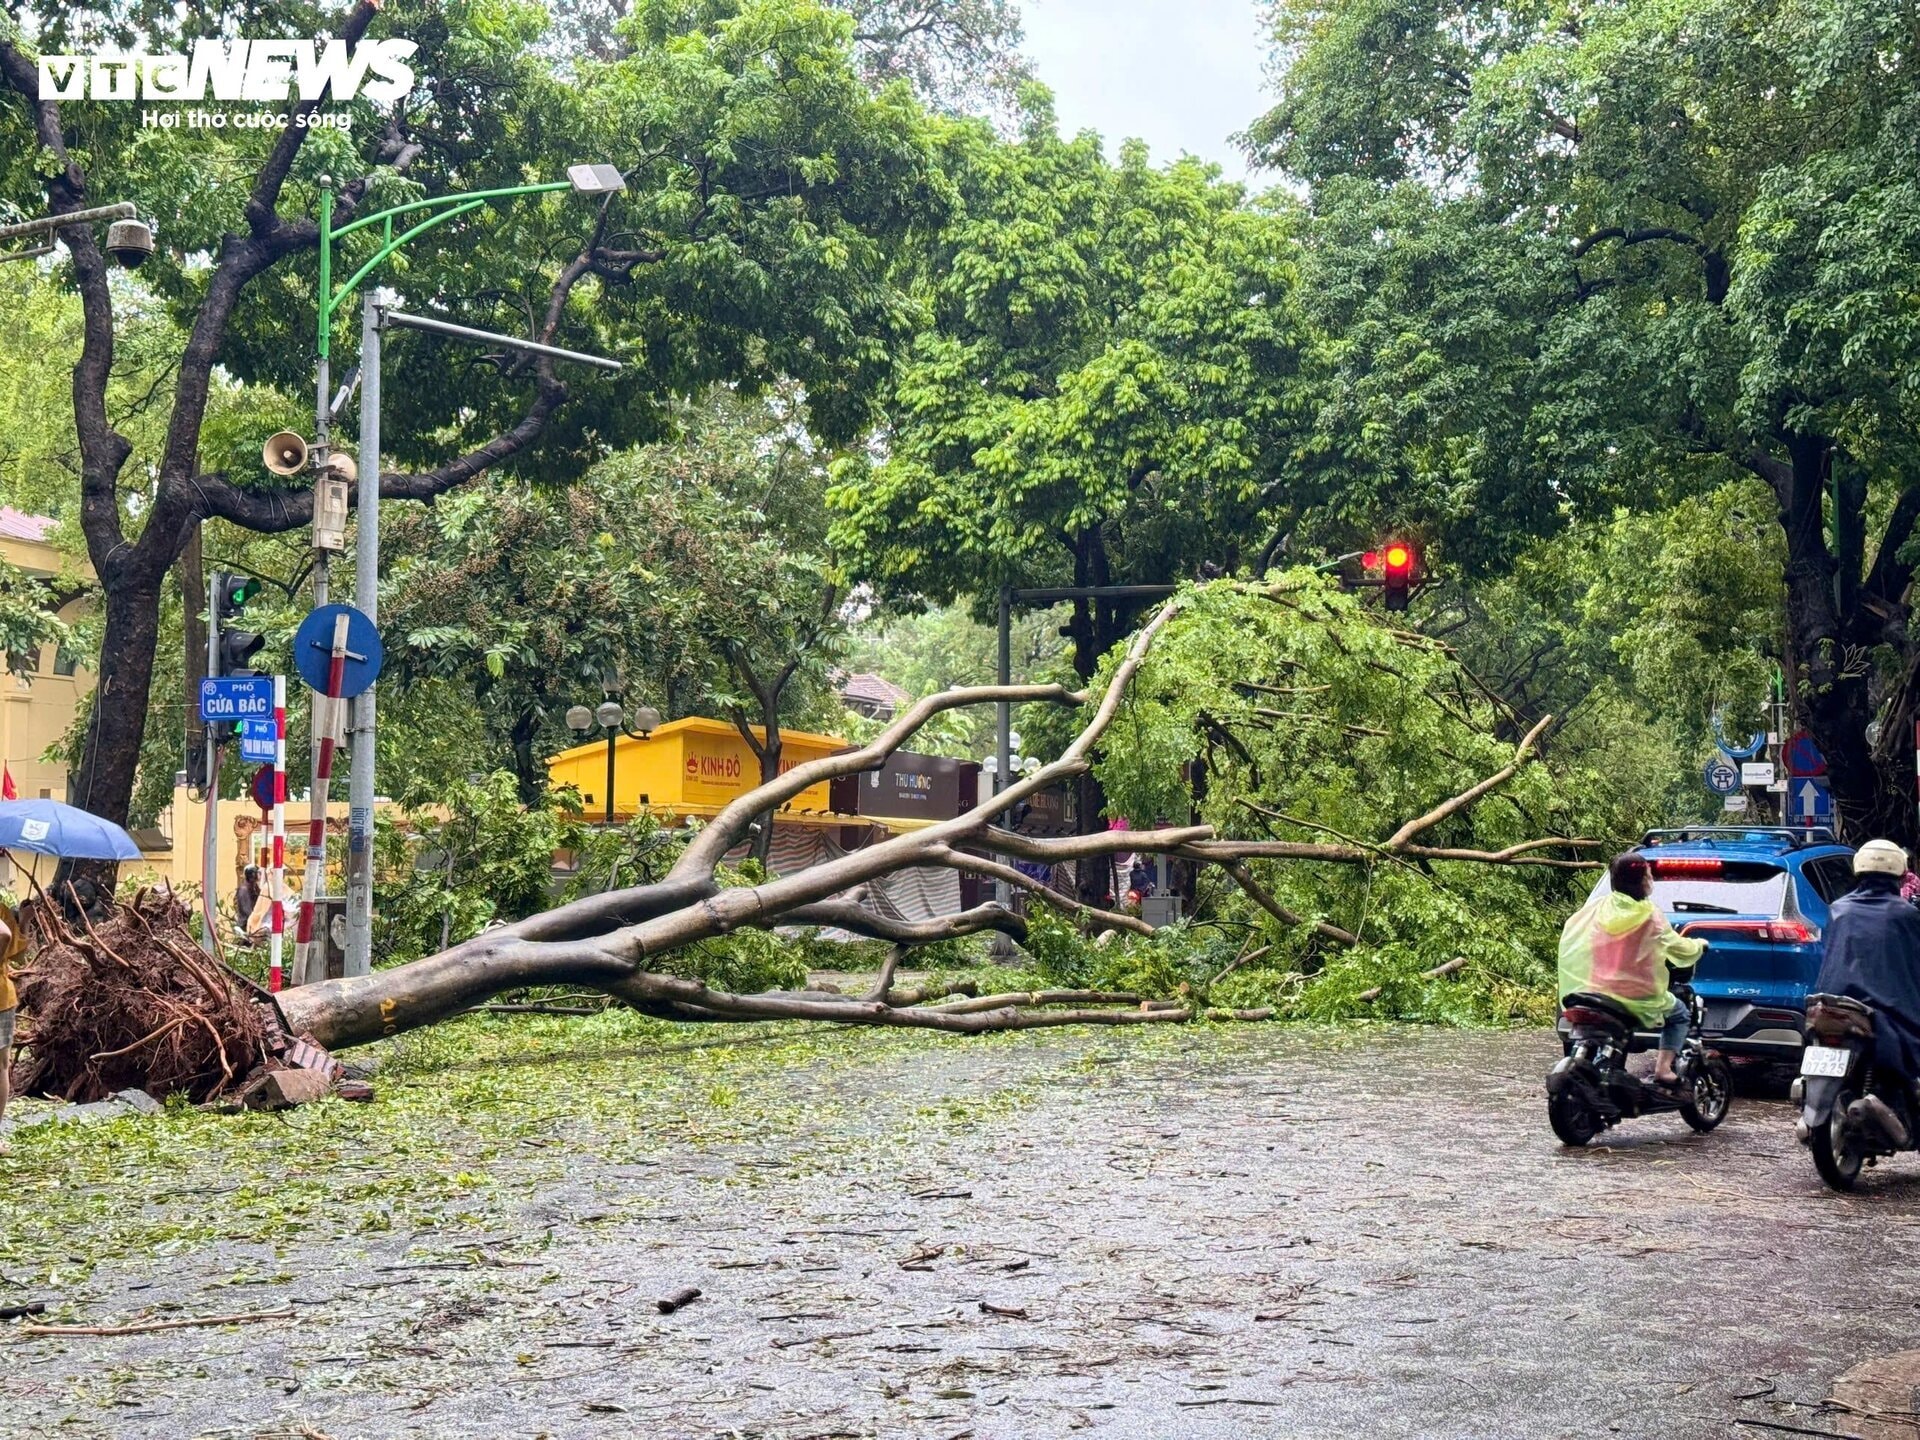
[1560,826,1855,1060]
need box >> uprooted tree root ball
[10,891,267,1104]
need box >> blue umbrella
[0,800,142,861]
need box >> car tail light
[1681,919,1820,944]
[1652,858,1724,877]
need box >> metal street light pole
[342,286,385,975]
[336,300,621,976]
[599,701,622,827]
[308,165,625,979]
[605,731,617,826]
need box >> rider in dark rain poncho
[1812,839,1920,1144]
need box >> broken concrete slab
[235,1067,332,1111]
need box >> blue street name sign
[238,718,277,764]
[199,675,274,722]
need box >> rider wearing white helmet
[1812,838,1920,1145]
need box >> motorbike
[1546,968,1733,1146]
[1794,993,1920,1191]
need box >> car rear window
[1593,860,1790,917]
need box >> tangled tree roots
[11,891,266,1104]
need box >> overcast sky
[1019,0,1273,180]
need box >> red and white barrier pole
[268,674,288,993]
[293,615,350,987]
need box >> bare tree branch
[778,900,1026,945]
[670,684,1082,879]
[933,847,1153,936]
[1385,714,1554,849]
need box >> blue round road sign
[292,603,384,699]
[1703,758,1740,795]
[1785,729,1826,777]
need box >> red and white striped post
[268,674,288,993]
[293,614,351,987]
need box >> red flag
[2,764,15,800]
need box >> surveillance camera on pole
[104,218,155,268]
[0,202,151,267]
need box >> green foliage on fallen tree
[1074,574,1628,1021]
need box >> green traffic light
[227,575,264,607]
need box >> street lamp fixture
[567,695,662,824]
[567,164,627,195]
[315,162,626,367]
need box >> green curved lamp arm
[316,179,572,359]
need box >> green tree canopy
[1251,0,1920,840]
[0,0,943,841]
[379,388,850,828]
[829,108,1313,674]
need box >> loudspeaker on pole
[262,431,309,476]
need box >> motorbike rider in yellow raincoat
[1559,854,1707,1088]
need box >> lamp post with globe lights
[566,695,663,826]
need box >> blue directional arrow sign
[292,603,384,700]
[199,675,274,723]
[1791,776,1834,828]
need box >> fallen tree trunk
[17,583,1600,1084]
[268,589,1592,1052]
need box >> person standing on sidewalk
[0,897,24,1138]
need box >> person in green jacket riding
[1558,853,1708,1089]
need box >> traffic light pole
[201,572,222,955]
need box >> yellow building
[0,507,90,802]
[546,716,848,823]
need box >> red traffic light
[1362,550,1379,568]
[1384,543,1412,571]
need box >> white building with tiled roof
[838,670,911,721]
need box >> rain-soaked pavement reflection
[9,1024,1916,1438]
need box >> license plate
[1800,1044,1852,1078]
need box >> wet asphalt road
[7,1023,1919,1439]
